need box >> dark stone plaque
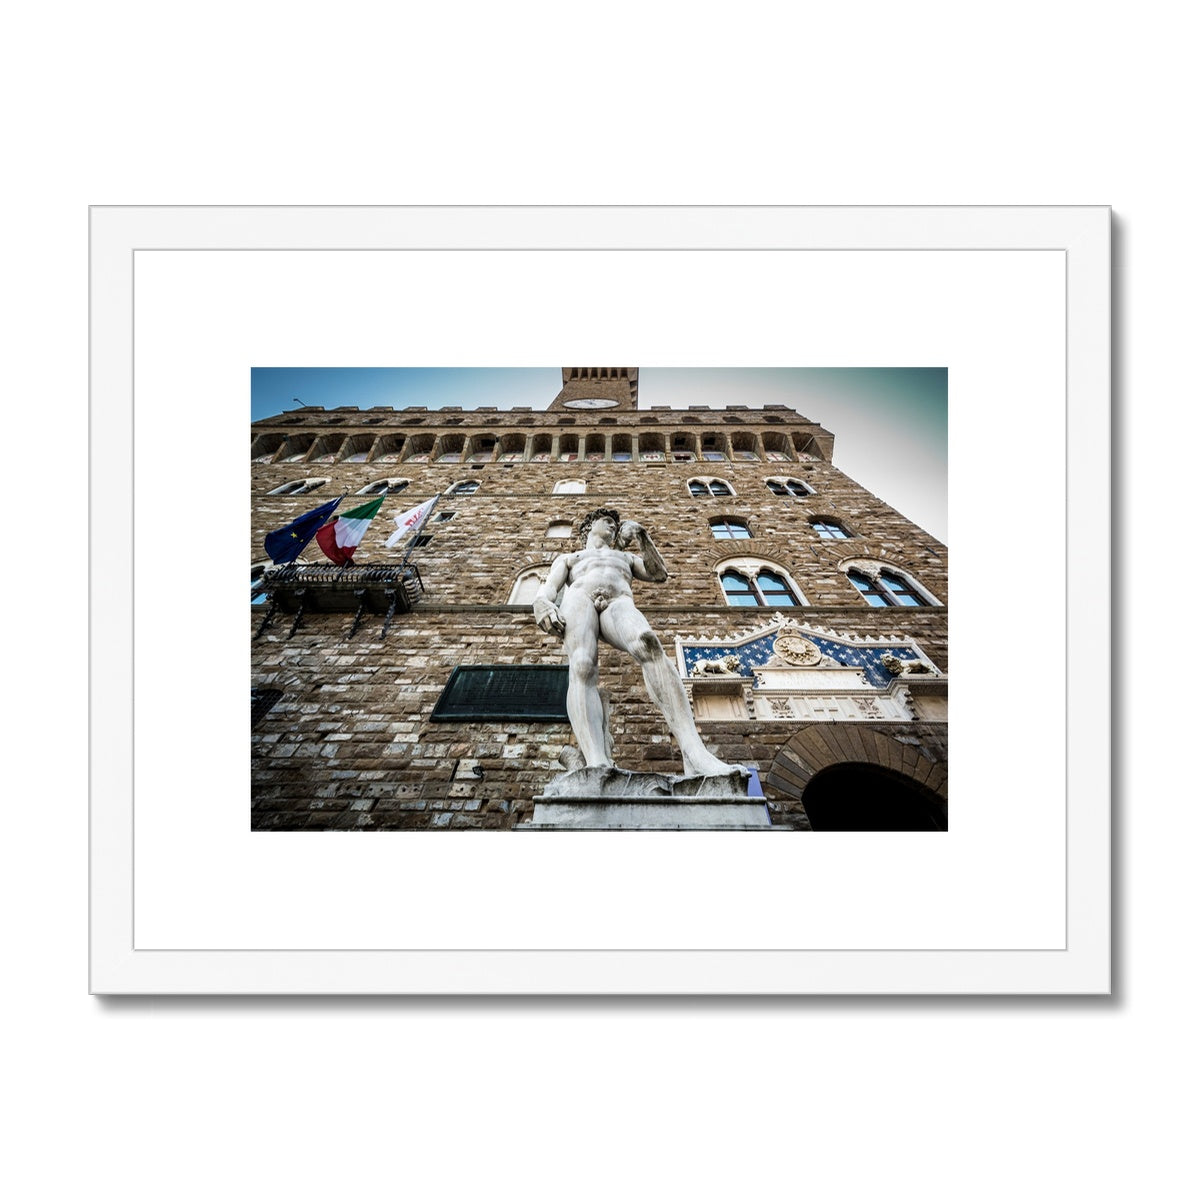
[431,665,569,722]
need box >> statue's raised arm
[618,520,668,583]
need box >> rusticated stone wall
[251,401,948,831]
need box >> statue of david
[533,508,739,778]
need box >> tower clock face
[564,397,620,409]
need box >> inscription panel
[431,665,570,722]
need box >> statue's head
[579,507,621,545]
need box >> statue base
[518,766,774,831]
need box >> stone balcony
[253,562,424,639]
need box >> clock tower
[548,367,639,412]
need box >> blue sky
[251,367,947,542]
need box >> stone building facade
[251,368,948,831]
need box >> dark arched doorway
[801,763,948,831]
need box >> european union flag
[263,497,342,564]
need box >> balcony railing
[253,563,424,640]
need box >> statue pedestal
[519,766,774,831]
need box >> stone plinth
[518,766,774,830]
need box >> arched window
[509,567,551,605]
[710,518,752,540]
[849,569,926,607]
[811,518,850,539]
[755,570,799,604]
[877,572,923,605]
[688,478,734,497]
[448,480,480,497]
[844,562,939,608]
[356,478,410,496]
[766,477,812,498]
[720,569,758,606]
[717,559,805,607]
[267,477,329,496]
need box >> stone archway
[767,723,948,831]
[800,763,947,830]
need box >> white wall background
[3,3,1185,1198]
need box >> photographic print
[92,206,1106,992]
[250,366,948,832]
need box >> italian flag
[315,494,385,565]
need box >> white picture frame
[90,206,1109,993]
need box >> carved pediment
[676,618,939,688]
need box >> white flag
[385,496,438,547]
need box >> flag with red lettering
[385,496,438,548]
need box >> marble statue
[533,508,739,778]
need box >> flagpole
[399,493,441,569]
